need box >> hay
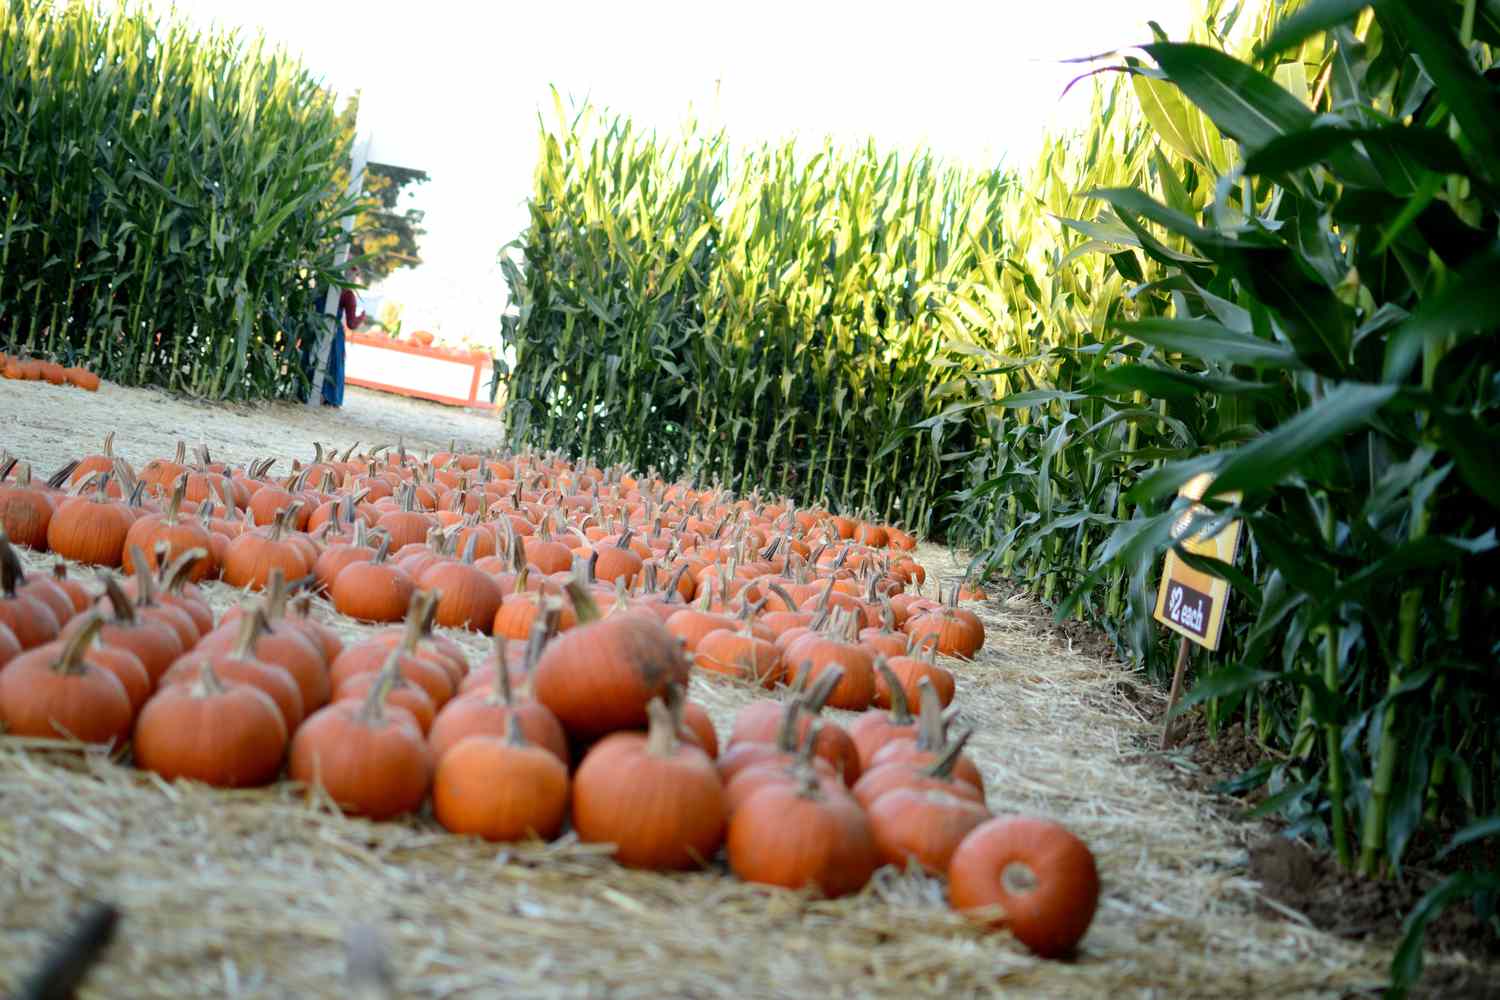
[0,381,1445,997]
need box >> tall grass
[0,0,358,399]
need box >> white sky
[169,0,1197,342]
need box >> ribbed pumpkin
[571,698,727,870]
[868,787,990,874]
[289,654,434,820]
[122,476,216,581]
[328,591,455,709]
[903,587,984,660]
[134,649,289,788]
[0,533,63,649]
[0,462,54,549]
[332,538,414,623]
[73,575,183,683]
[852,730,984,810]
[727,765,878,898]
[47,474,133,567]
[876,637,957,709]
[433,716,570,842]
[0,616,133,748]
[781,610,876,711]
[849,659,919,772]
[694,625,783,687]
[419,533,502,632]
[428,626,568,762]
[532,579,691,740]
[221,506,312,590]
[161,609,305,731]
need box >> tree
[331,94,429,282]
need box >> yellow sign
[1153,472,1244,651]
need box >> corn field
[0,0,357,399]
[504,0,1500,983]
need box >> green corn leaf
[1115,317,1301,367]
[1258,0,1370,56]
[1142,42,1315,152]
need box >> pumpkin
[329,591,455,708]
[221,506,312,590]
[727,765,878,898]
[877,637,956,710]
[333,646,438,735]
[70,432,127,486]
[0,462,54,548]
[0,539,62,649]
[571,697,726,870]
[532,578,691,740]
[161,609,305,730]
[903,587,984,660]
[117,547,200,648]
[724,667,860,783]
[332,538,415,623]
[0,622,19,670]
[781,610,876,711]
[289,652,434,819]
[852,729,983,810]
[868,787,990,874]
[46,474,133,567]
[428,626,567,762]
[419,533,502,632]
[0,616,133,748]
[49,563,96,616]
[63,366,100,391]
[694,625,783,687]
[947,816,1100,959]
[122,476,216,582]
[374,483,435,551]
[134,647,289,788]
[433,716,570,842]
[849,659,919,772]
[72,575,183,683]
[197,580,330,713]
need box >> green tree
[332,94,429,282]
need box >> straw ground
[0,380,1474,997]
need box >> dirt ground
[1,379,1495,998]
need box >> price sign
[1153,472,1243,652]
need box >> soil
[972,579,1500,994]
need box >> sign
[1153,472,1243,651]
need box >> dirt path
[0,380,1438,998]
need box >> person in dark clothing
[318,270,367,407]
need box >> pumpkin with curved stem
[289,650,434,820]
[221,506,312,589]
[0,616,133,747]
[781,609,876,711]
[288,592,345,666]
[0,534,71,637]
[532,577,691,740]
[571,698,726,870]
[329,591,455,709]
[118,547,200,648]
[864,682,983,795]
[123,548,214,637]
[198,577,330,713]
[0,462,54,549]
[727,763,877,898]
[723,666,860,782]
[852,729,983,810]
[74,624,151,714]
[163,608,304,729]
[947,816,1100,959]
[46,474,133,567]
[134,643,289,788]
[122,477,216,581]
[333,649,437,734]
[903,585,984,660]
[849,659,920,771]
[68,575,182,683]
[664,603,739,653]
[428,624,567,762]
[311,517,376,592]
[332,537,415,623]
[374,483,435,551]
[593,530,644,584]
[433,714,570,842]
[877,634,956,709]
[722,711,841,813]
[419,533,502,632]
[70,432,127,486]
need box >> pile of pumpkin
[0,352,101,391]
[0,437,1100,960]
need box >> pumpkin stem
[165,474,187,521]
[800,666,843,715]
[914,678,943,751]
[564,575,602,626]
[127,546,161,606]
[263,568,290,619]
[100,575,137,625]
[766,581,799,613]
[0,531,24,597]
[358,647,401,724]
[921,729,973,781]
[232,606,268,659]
[774,699,802,753]
[876,657,914,724]
[52,614,104,676]
[398,590,434,655]
[643,697,678,757]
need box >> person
[319,269,367,407]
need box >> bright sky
[170,0,1197,343]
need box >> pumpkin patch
[0,435,1102,963]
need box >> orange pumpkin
[433,717,570,842]
[0,616,133,748]
[947,816,1100,959]
[727,766,877,898]
[571,697,726,870]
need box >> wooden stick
[1160,635,1193,750]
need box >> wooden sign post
[1154,472,1243,748]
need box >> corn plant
[501,97,1016,534]
[0,0,358,399]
